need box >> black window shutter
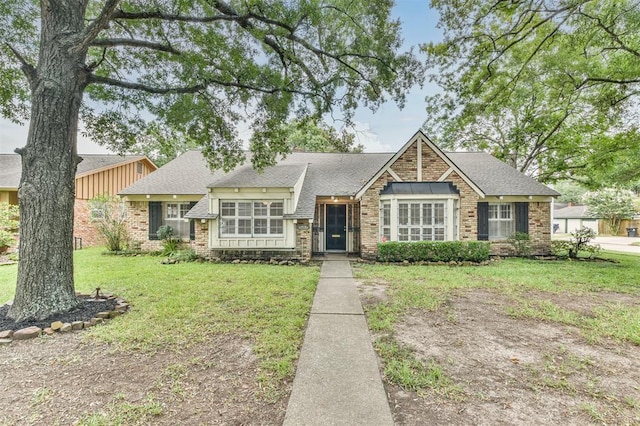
[189,201,197,240]
[515,202,529,234]
[477,202,489,241]
[148,201,162,240]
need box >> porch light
[173,194,177,199]
[262,201,272,206]
[499,195,504,200]
[331,195,335,200]
[201,219,206,223]
[145,194,150,199]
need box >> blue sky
[0,2,441,154]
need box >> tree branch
[4,43,36,83]
[110,9,230,23]
[88,74,316,97]
[77,0,121,52]
[91,38,181,55]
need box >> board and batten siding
[75,160,155,200]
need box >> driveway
[591,236,640,254]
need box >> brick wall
[125,201,162,251]
[296,220,312,260]
[490,201,552,256]
[73,199,103,247]
[359,138,554,258]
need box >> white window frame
[488,202,515,240]
[219,200,284,238]
[164,202,192,238]
[380,195,458,242]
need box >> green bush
[507,232,532,257]
[377,241,490,263]
[157,225,181,256]
[551,226,600,259]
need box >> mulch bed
[0,296,117,332]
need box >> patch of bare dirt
[367,288,640,425]
[0,333,288,425]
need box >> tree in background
[0,203,19,253]
[126,123,198,167]
[89,195,128,252]
[283,119,363,153]
[0,0,422,321]
[583,188,637,235]
[423,0,640,186]
[554,181,588,205]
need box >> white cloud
[346,121,394,152]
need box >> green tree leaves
[423,0,640,187]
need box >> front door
[326,204,347,251]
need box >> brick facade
[73,199,103,248]
[359,138,553,258]
[125,201,311,260]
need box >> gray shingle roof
[0,155,21,188]
[209,163,307,188]
[0,153,147,189]
[184,196,218,219]
[446,152,560,197]
[120,150,217,195]
[282,152,393,219]
[553,205,591,219]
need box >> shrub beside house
[120,131,559,260]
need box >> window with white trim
[165,202,191,238]
[220,200,284,237]
[488,203,514,239]
[380,202,391,241]
[397,201,446,241]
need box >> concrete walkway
[283,258,393,426]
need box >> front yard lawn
[0,248,318,425]
[354,252,640,425]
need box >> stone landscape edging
[0,293,129,346]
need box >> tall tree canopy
[282,119,363,152]
[422,0,640,186]
[0,0,422,321]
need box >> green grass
[354,251,640,393]
[0,248,319,396]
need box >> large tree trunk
[8,1,89,322]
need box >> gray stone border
[0,293,129,346]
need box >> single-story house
[552,205,598,234]
[0,153,157,246]
[120,131,559,259]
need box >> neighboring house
[0,154,157,246]
[552,205,599,234]
[121,131,559,259]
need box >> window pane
[434,203,445,225]
[220,218,235,235]
[488,204,498,219]
[382,203,390,226]
[398,228,408,241]
[410,204,420,225]
[500,204,511,219]
[410,228,420,241]
[221,202,235,216]
[254,218,267,234]
[422,228,433,241]
[270,219,283,234]
[382,227,391,240]
[166,203,178,219]
[434,228,445,241]
[180,204,191,218]
[238,202,252,217]
[254,202,267,216]
[399,204,409,225]
[422,204,432,225]
[270,202,284,217]
[238,218,252,234]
